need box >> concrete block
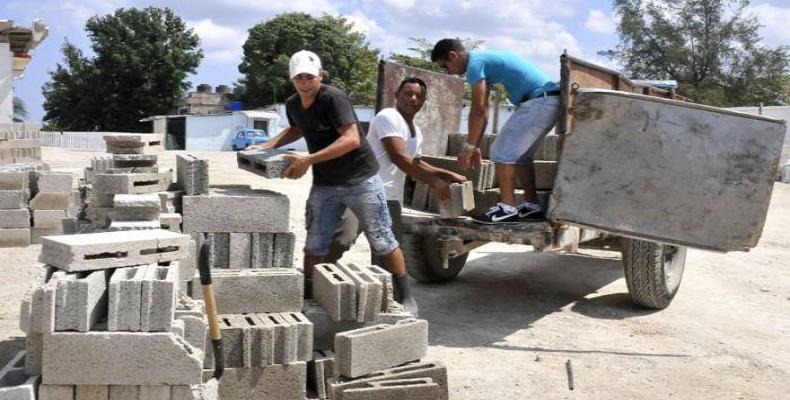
[438,181,474,218]
[103,134,164,154]
[138,386,170,400]
[43,332,203,385]
[94,171,173,195]
[0,190,29,209]
[113,193,160,211]
[375,309,415,325]
[251,233,273,268]
[108,266,146,331]
[313,263,356,322]
[33,209,68,228]
[154,191,182,213]
[32,227,65,244]
[206,233,229,269]
[418,155,495,191]
[30,192,74,210]
[307,350,336,399]
[0,228,30,247]
[24,333,43,376]
[446,133,496,159]
[302,300,365,351]
[75,385,108,400]
[112,154,158,168]
[203,363,306,400]
[191,268,302,314]
[176,154,209,196]
[0,209,30,228]
[410,182,429,210]
[334,262,382,323]
[342,378,440,400]
[364,265,393,312]
[107,220,160,231]
[19,275,56,334]
[85,206,112,228]
[108,385,138,400]
[335,319,428,378]
[53,269,110,332]
[175,296,206,355]
[534,133,560,161]
[159,213,182,232]
[236,148,293,179]
[32,171,73,193]
[39,229,191,272]
[0,351,39,400]
[279,312,314,362]
[272,232,294,268]
[328,361,448,400]
[0,172,27,190]
[228,233,251,269]
[182,186,289,233]
[141,264,178,332]
[39,385,75,400]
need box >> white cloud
[187,19,247,63]
[585,9,615,34]
[749,3,790,46]
[216,0,336,13]
[382,0,415,11]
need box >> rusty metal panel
[549,89,786,252]
[376,61,464,157]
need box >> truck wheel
[401,233,469,283]
[621,238,686,309]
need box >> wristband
[462,142,478,151]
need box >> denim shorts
[304,175,399,257]
[490,96,560,164]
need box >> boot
[393,273,419,318]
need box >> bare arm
[467,80,490,147]
[416,159,466,183]
[381,137,466,201]
[246,126,302,150]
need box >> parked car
[232,128,270,150]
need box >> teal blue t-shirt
[465,50,558,104]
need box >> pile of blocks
[6,228,215,399]
[85,134,181,232]
[0,128,41,166]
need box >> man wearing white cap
[247,50,419,315]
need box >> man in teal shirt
[431,38,560,223]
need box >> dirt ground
[1,147,789,399]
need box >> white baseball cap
[289,50,322,79]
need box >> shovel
[197,241,224,397]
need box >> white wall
[185,114,247,151]
[0,43,12,124]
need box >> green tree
[12,97,27,122]
[600,0,789,106]
[237,13,379,107]
[42,7,202,131]
[388,37,484,72]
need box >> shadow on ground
[0,336,25,368]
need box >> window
[253,119,268,132]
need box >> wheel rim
[662,245,684,291]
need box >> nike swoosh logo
[490,213,516,222]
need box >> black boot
[393,273,419,318]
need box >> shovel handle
[198,241,224,380]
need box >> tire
[401,233,469,283]
[621,238,687,309]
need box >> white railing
[39,131,112,151]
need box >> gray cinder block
[438,181,474,218]
[30,192,74,210]
[203,363,306,400]
[418,155,495,191]
[307,350,336,399]
[103,134,164,154]
[75,385,108,400]
[182,186,289,233]
[334,262,382,323]
[342,378,440,400]
[39,385,75,400]
[94,171,173,195]
[280,312,314,362]
[176,154,209,196]
[53,269,110,332]
[175,296,207,355]
[33,210,68,228]
[272,232,294,268]
[19,274,57,335]
[159,213,182,232]
[236,148,293,179]
[228,233,251,269]
[39,229,191,272]
[302,300,365,351]
[251,233,274,269]
[328,361,448,400]
[0,351,39,400]
[364,265,393,312]
[113,194,160,217]
[108,385,138,400]
[0,190,29,209]
[0,172,28,190]
[0,228,30,247]
[108,266,146,331]
[113,154,158,168]
[42,332,203,385]
[107,220,161,231]
[190,268,302,314]
[207,233,229,269]
[335,319,429,378]
[0,209,30,229]
[154,191,182,213]
[24,333,43,375]
[32,172,73,194]
[313,263,357,322]
[141,264,178,332]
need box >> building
[0,19,48,123]
[143,110,279,151]
[171,84,233,115]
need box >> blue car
[232,128,270,150]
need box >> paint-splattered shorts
[304,175,399,257]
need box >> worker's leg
[515,162,538,204]
[495,163,519,206]
[303,184,347,297]
[371,201,403,267]
[326,207,362,264]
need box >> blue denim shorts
[304,175,399,257]
[490,96,560,164]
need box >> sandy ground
[1,147,789,399]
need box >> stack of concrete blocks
[108,194,163,232]
[0,127,42,166]
[438,132,560,215]
[437,181,475,218]
[10,229,217,399]
[0,170,32,247]
[236,148,293,179]
[29,171,78,243]
[0,350,40,398]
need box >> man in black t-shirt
[247,50,418,315]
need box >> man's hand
[244,142,271,151]
[446,171,467,183]
[282,154,312,179]
[431,177,451,202]
[457,148,482,171]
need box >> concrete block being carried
[190,268,302,314]
[237,148,293,179]
[103,134,164,154]
[39,229,191,272]
[334,318,429,378]
[438,181,474,218]
[182,186,289,233]
[328,361,448,400]
[176,154,209,196]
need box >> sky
[4,0,790,123]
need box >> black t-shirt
[286,85,378,186]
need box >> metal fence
[39,131,111,151]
